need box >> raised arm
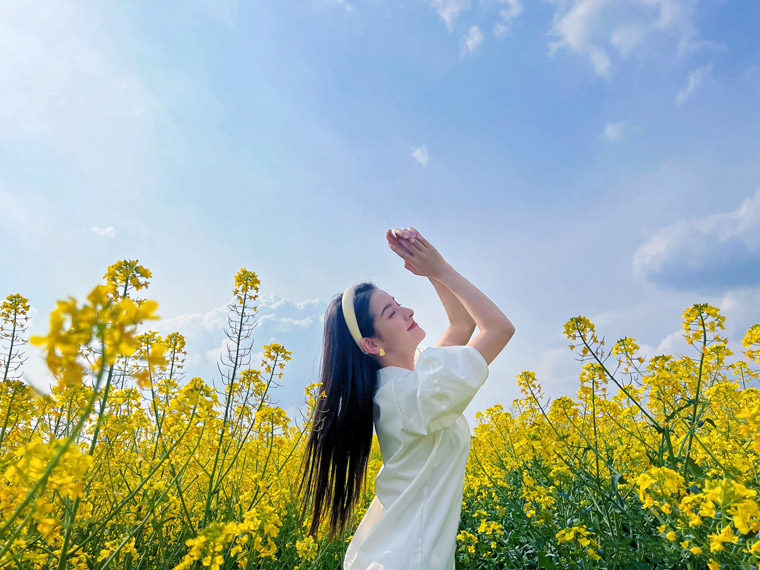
[388,228,515,365]
[433,263,514,365]
[429,277,477,347]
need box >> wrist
[431,262,456,281]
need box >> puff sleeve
[394,345,489,435]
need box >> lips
[408,322,417,330]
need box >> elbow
[483,321,514,338]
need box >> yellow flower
[731,499,760,535]
[708,525,738,553]
[296,536,318,561]
[36,518,60,541]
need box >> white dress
[343,344,489,570]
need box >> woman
[298,227,515,569]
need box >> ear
[361,337,381,356]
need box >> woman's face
[367,289,425,355]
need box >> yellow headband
[341,285,367,354]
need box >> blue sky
[2,0,759,424]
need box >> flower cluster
[463,303,760,568]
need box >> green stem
[203,290,249,526]
[681,312,708,478]
[2,310,17,381]
[577,323,661,430]
[0,360,107,559]
[55,361,114,570]
[0,382,22,449]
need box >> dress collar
[377,365,414,387]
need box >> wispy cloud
[675,63,712,105]
[460,25,484,56]
[90,225,116,238]
[548,0,611,76]
[494,0,523,38]
[412,145,430,166]
[603,120,641,141]
[633,187,760,292]
[261,315,314,328]
[547,0,716,76]
[609,24,642,56]
[429,0,470,31]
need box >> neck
[381,350,416,371]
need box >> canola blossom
[1,261,759,569]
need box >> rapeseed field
[1,261,758,569]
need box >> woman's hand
[385,227,449,279]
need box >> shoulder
[415,345,488,377]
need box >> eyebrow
[380,297,397,319]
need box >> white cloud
[278,316,314,327]
[603,120,641,141]
[633,186,760,292]
[259,294,323,311]
[294,297,323,309]
[157,302,229,336]
[90,225,116,238]
[547,0,716,76]
[675,63,712,105]
[257,313,314,329]
[205,339,230,367]
[158,294,324,341]
[715,288,760,344]
[610,24,643,55]
[548,0,611,75]
[412,145,430,167]
[533,346,584,397]
[460,25,484,55]
[430,0,470,31]
[653,329,689,356]
[493,0,523,38]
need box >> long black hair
[298,282,381,539]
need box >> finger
[396,239,415,256]
[406,235,424,252]
[395,227,416,242]
[398,227,423,251]
[409,227,430,248]
[388,239,414,259]
[393,229,417,250]
[387,229,409,251]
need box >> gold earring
[379,348,386,356]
